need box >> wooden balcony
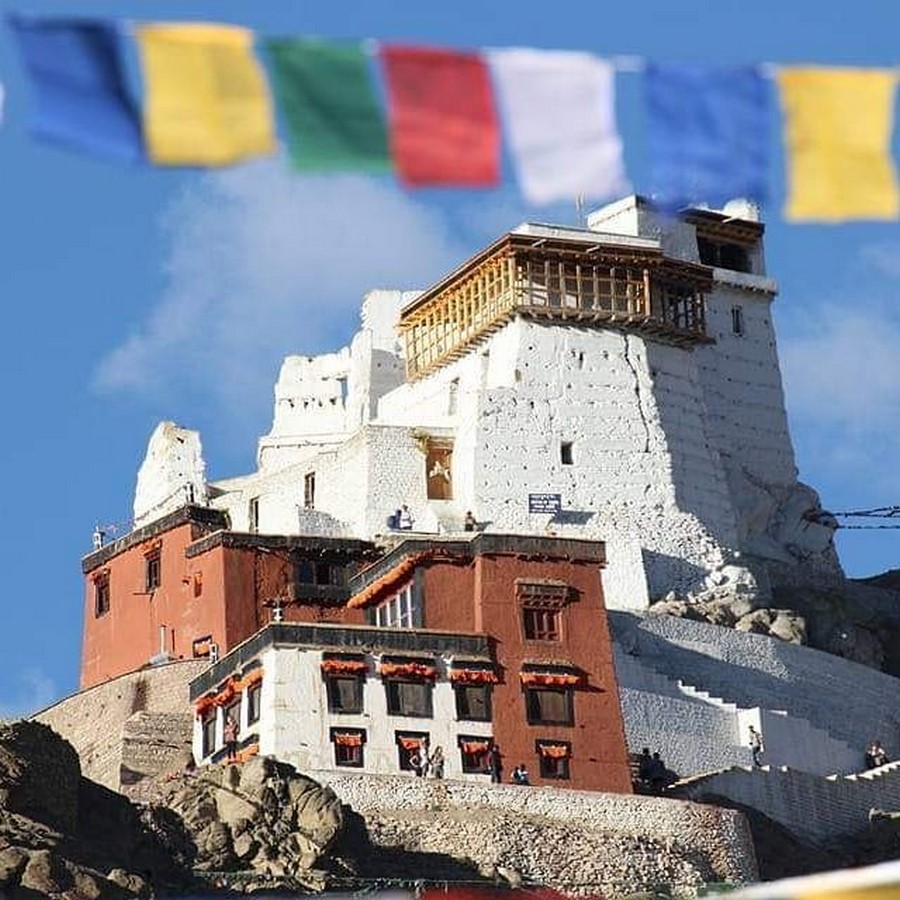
[399,231,714,380]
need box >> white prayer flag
[486,48,628,205]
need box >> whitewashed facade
[191,623,495,781]
[137,196,840,611]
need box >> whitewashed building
[134,195,840,614]
[191,622,495,780]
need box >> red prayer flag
[381,45,500,187]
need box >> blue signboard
[528,493,562,514]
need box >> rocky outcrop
[141,755,345,891]
[0,721,191,899]
[647,574,900,673]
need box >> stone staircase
[614,647,863,777]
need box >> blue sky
[1,0,899,716]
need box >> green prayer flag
[265,38,391,172]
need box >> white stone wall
[613,613,900,766]
[677,761,900,845]
[195,646,492,780]
[133,422,207,526]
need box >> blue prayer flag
[645,64,769,211]
[8,16,143,162]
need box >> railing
[400,243,711,380]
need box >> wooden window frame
[94,573,110,618]
[331,728,366,768]
[385,679,433,718]
[325,674,364,714]
[395,731,429,771]
[457,735,492,774]
[537,740,572,780]
[524,686,574,726]
[522,606,562,642]
[304,472,316,509]
[145,549,161,592]
[453,683,492,722]
[201,713,217,759]
[246,682,262,725]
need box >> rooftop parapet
[399,226,715,380]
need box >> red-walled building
[80,505,376,689]
[187,532,633,793]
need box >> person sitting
[464,511,477,532]
[867,740,890,769]
[512,764,529,785]
[398,505,414,530]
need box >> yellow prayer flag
[136,23,276,166]
[779,67,899,222]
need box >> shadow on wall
[608,611,900,755]
[641,550,710,599]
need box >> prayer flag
[265,38,390,172]
[8,16,143,161]
[645,64,769,211]
[487,49,627,205]
[778,67,899,222]
[136,22,276,166]
[380,45,500,187]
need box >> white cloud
[860,241,900,279]
[0,668,57,720]
[780,297,900,497]
[93,160,473,429]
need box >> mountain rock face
[141,755,346,890]
[0,721,190,899]
[0,722,352,897]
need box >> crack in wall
[622,334,651,454]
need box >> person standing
[223,712,239,762]
[487,742,503,784]
[748,725,764,767]
[429,745,445,779]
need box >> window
[522,607,561,642]
[249,497,259,533]
[304,472,316,509]
[396,732,429,771]
[331,729,365,768]
[537,741,571,779]
[458,736,491,773]
[326,676,363,714]
[246,683,261,725]
[225,699,241,734]
[201,713,216,758]
[425,442,453,500]
[94,573,110,617]
[297,560,345,586]
[560,442,574,465]
[731,305,745,336]
[374,583,422,629]
[145,549,161,592]
[454,684,492,721]
[385,680,433,718]
[525,687,574,726]
[448,378,459,415]
[697,237,751,273]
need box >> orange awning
[381,661,437,679]
[194,694,216,718]
[334,732,363,747]
[461,740,490,754]
[235,668,264,690]
[450,669,498,684]
[321,659,367,675]
[539,744,570,759]
[399,736,423,751]
[519,671,582,687]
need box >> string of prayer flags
[645,63,770,211]
[778,67,900,222]
[265,38,391,172]
[135,22,276,166]
[380,45,501,187]
[8,16,143,161]
[487,48,627,205]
